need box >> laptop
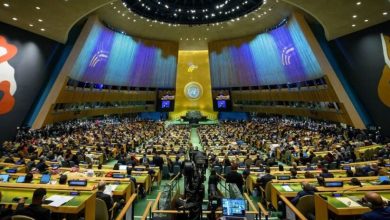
[16,176,25,183]
[0,174,10,182]
[40,174,51,184]
[379,176,390,183]
[222,198,246,219]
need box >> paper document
[46,195,74,207]
[108,184,119,191]
[281,185,293,192]
[336,197,362,207]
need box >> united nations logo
[184,82,203,100]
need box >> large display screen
[157,90,175,112]
[212,90,232,111]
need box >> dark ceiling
[122,0,264,24]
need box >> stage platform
[165,119,219,126]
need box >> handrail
[243,193,259,215]
[168,173,180,185]
[141,201,153,220]
[115,193,137,220]
[216,173,228,196]
[279,195,308,220]
[152,192,162,212]
[257,202,269,220]
[216,173,226,181]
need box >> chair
[296,195,315,219]
[95,198,118,220]
[260,181,273,209]
[12,215,35,220]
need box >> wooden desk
[314,191,390,220]
[271,183,390,210]
[245,170,347,193]
[0,187,96,220]
[0,173,133,202]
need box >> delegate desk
[271,181,390,210]
[58,168,153,194]
[0,162,26,173]
[0,173,133,202]
[314,191,390,220]
[0,187,96,220]
[354,144,383,159]
[245,169,347,193]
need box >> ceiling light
[352,15,357,18]
[3,3,9,7]
[12,17,17,21]
[356,1,361,5]
[364,19,368,22]
[38,19,43,22]
[29,24,34,27]
[352,24,356,27]
[383,12,388,16]
[40,28,45,31]
[35,6,40,10]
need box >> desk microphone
[338,185,363,196]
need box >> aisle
[190,127,203,151]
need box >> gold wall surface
[170,50,217,120]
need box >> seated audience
[361,192,390,219]
[291,182,316,205]
[15,188,51,220]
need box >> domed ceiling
[122,0,264,25]
[0,0,388,43]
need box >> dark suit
[226,171,244,192]
[15,203,51,220]
[361,207,390,220]
[257,174,275,189]
[290,190,315,205]
[0,205,13,219]
[97,191,113,210]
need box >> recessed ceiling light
[352,15,357,18]
[3,3,9,7]
[35,6,40,10]
[356,1,361,5]
[352,24,356,27]
[12,17,17,21]
[38,19,43,22]
[40,28,45,31]
[383,12,388,16]
[364,19,368,22]
[29,24,34,27]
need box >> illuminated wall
[170,50,217,120]
[69,22,178,88]
[209,16,323,88]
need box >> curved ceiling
[121,0,264,25]
[0,0,388,44]
[98,0,290,43]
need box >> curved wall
[209,16,323,88]
[69,21,178,88]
